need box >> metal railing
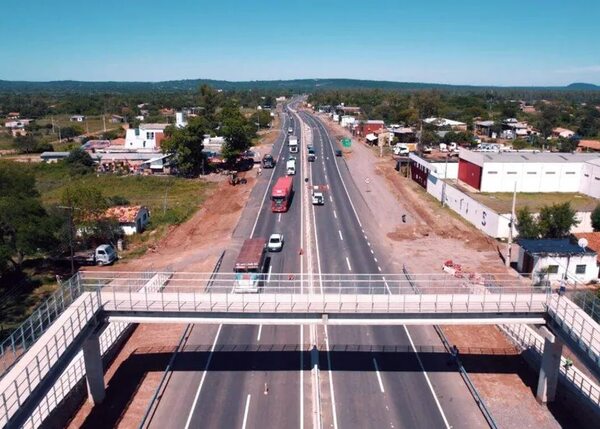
[0,273,83,378]
[501,323,600,407]
[0,292,101,428]
[547,295,600,366]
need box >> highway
[147,102,487,428]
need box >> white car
[267,234,284,252]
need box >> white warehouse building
[457,149,600,194]
[125,123,169,150]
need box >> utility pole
[506,182,517,268]
[58,204,76,275]
[103,114,106,133]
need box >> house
[7,112,20,119]
[473,120,495,138]
[40,152,71,163]
[457,149,600,193]
[175,112,187,128]
[356,120,385,137]
[110,115,125,123]
[70,115,86,122]
[423,117,467,131]
[574,232,600,279]
[159,108,174,116]
[390,127,416,143]
[552,127,576,139]
[125,123,168,150]
[340,115,356,127]
[500,119,538,139]
[577,140,600,152]
[97,151,164,173]
[517,238,598,284]
[5,119,32,128]
[82,140,111,152]
[104,205,150,235]
[334,105,361,116]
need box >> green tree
[65,147,95,175]
[516,206,539,239]
[220,101,255,161]
[161,116,208,176]
[0,163,54,271]
[591,204,600,232]
[537,202,579,238]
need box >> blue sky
[1,0,599,85]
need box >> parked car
[335,149,342,157]
[267,233,284,252]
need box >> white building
[105,205,150,235]
[423,117,467,130]
[340,115,356,127]
[457,149,600,194]
[579,158,600,198]
[70,115,86,122]
[175,112,187,128]
[125,123,168,150]
[517,238,598,284]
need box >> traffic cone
[299,248,303,255]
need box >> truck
[262,154,275,168]
[286,158,296,175]
[288,135,298,153]
[393,143,417,156]
[271,176,294,212]
[73,244,118,266]
[233,238,267,293]
[311,186,324,205]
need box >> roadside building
[82,140,111,152]
[40,152,71,163]
[579,158,600,198]
[391,127,416,143]
[577,140,600,153]
[340,115,356,127]
[175,112,187,128]
[409,152,459,188]
[517,238,598,283]
[457,149,599,193]
[97,151,169,173]
[334,105,361,116]
[110,115,125,123]
[4,119,32,128]
[70,115,86,122]
[473,120,495,138]
[104,205,150,235]
[501,118,538,139]
[125,123,168,150]
[356,120,385,137]
[7,112,20,119]
[574,232,600,279]
[552,127,576,139]
[423,117,467,131]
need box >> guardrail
[547,295,600,367]
[0,292,101,428]
[501,323,600,407]
[0,273,83,378]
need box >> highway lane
[302,112,488,429]
[149,106,310,429]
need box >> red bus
[271,176,293,212]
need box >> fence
[0,274,84,378]
[501,323,600,407]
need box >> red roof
[111,138,126,146]
[578,140,600,151]
[105,205,145,223]
[574,232,600,263]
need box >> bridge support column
[83,331,105,405]
[536,327,562,404]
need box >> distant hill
[0,78,599,93]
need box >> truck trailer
[233,238,267,293]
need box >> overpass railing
[0,273,83,379]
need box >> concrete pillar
[536,326,563,404]
[82,331,105,405]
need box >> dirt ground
[66,115,282,427]
[317,113,567,428]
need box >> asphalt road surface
[147,102,487,429]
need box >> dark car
[262,154,275,168]
[335,149,342,157]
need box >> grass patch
[473,191,597,213]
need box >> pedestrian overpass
[1,271,599,428]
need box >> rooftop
[518,238,596,256]
[139,123,169,130]
[459,148,600,164]
[574,232,600,263]
[578,140,600,151]
[424,117,466,127]
[105,205,145,223]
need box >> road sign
[342,138,352,148]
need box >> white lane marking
[329,196,333,202]
[370,249,374,254]
[333,210,337,219]
[241,394,251,429]
[346,257,352,271]
[184,324,223,429]
[313,117,364,228]
[251,121,286,238]
[278,213,282,222]
[374,257,378,262]
[300,325,304,429]
[324,326,339,429]
[403,326,451,429]
[338,230,343,241]
[257,324,263,342]
[267,264,273,282]
[378,266,382,272]
[361,229,365,233]
[372,358,385,393]
[364,235,368,240]
[367,241,371,247]
[382,276,392,294]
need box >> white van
[286,159,296,175]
